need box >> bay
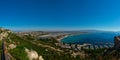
[61,32,120,45]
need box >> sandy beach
[56,35,69,42]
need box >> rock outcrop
[0,28,11,40]
[39,56,44,60]
[25,48,38,60]
[114,36,120,49]
[25,48,44,60]
[9,44,16,49]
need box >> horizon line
[1,27,120,32]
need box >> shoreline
[56,35,70,42]
[56,33,87,42]
[56,34,82,42]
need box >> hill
[1,28,120,60]
[0,28,82,60]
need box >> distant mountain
[13,29,117,34]
[79,30,119,33]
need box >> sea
[61,32,120,46]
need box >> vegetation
[0,29,115,60]
[4,32,108,60]
[84,48,106,60]
[23,35,58,47]
[9,46,29,60]
[6,33,81,60]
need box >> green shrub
[9,45,29,60]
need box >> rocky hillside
[102,36,120,60]
[2,28,120,60]
[0,28,82,60]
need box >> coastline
[56,34,82,42]
[56,33,87,42]
[56,35,70,42]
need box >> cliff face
[114,36,120,49]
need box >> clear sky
[0,0,120,31]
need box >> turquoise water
[61,32,120,45]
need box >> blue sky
[0,0,120,31]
